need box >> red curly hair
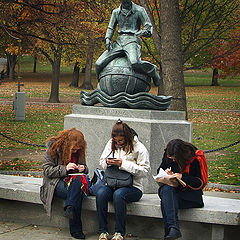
[45,128,86,166]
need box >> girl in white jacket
[97,120,150,240]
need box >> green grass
[21,55,74,73]
[0,158,42,171]
[208,154,240,185]
[0,104,72,149]
[189,110,240,151]
[184,70,240,87]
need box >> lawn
[0,57,239,185]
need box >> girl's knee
[96,186,111,200]
[113,190,124,202]
[159,185,176,197]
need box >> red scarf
[184,150,208,186]
[66,174,89,197]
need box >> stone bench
[0,174,239,240]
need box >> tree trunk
[81,38,94,90]
[6,53,17,81]
[160,0,187,113]
[139,0,164,94]
[211,68,219,86]
[33,56,37,73]
[70,62,80,87]
[48,48,62,103]
[6,55,9,76]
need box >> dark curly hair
[166,139,196,172]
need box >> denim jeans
[158,185,180,237]
[54,178,84,235]
[158,185,202,236]
[96,185,142,236]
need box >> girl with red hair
[40,128,89,239]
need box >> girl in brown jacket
[40,128,89,239]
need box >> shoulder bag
[105,165,133,189]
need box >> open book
[68,173,85,176]
[153,168,186,187]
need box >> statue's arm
[136,7,152,38]
[105,10,118,41]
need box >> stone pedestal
[64,105,192,193]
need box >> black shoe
[152,70,161,87]
[165,228,182,240]
[64,206,75,220]
[71,232,85,239]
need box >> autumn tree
[64,1,116,90]
[209,27,240,85]
[0,0,116,102]
[138,0,239,112]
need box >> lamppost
[2,24,25,120]
[14,38,25,120]
[17,39,24,92]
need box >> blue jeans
[158,185,202,236]
[96,185,142,236]
[54,178,85,235]
[159,185,180,236]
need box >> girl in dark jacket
[156,139,207,240]
[40,128,89,239]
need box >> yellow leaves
[5,44,22,55]
[17,9,32,21]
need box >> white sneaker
[111,232,125,240]
[99,232,109,240]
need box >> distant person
[96,119,150,240]
[156,139,208,240]
[40,128,89,239]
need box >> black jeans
[55,178,84,235]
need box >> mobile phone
[108,157,116,160]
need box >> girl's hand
[165,168,173,175]
[66,163,78,171]
[106,158,122,167]
[172,173,182,179]
[77,164,85,173]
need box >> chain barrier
[0,132,239,152]
[0,132,46,148]
[203,140,240,153]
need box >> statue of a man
[95,0,161,87]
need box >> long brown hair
[45,128,86,166]
[111,120,134,154]
[166,139,196,172]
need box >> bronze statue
[96,0,161,87]
[80,0,172,110]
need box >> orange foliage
[209,27,240,79]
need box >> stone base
[64,105,192,193]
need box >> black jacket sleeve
[182,159,203,189]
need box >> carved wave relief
[80,89,172,110]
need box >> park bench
[0,174,239,240]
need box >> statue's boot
[147,66,161,87]
[132,62,161,87]
[152,70,161,87]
